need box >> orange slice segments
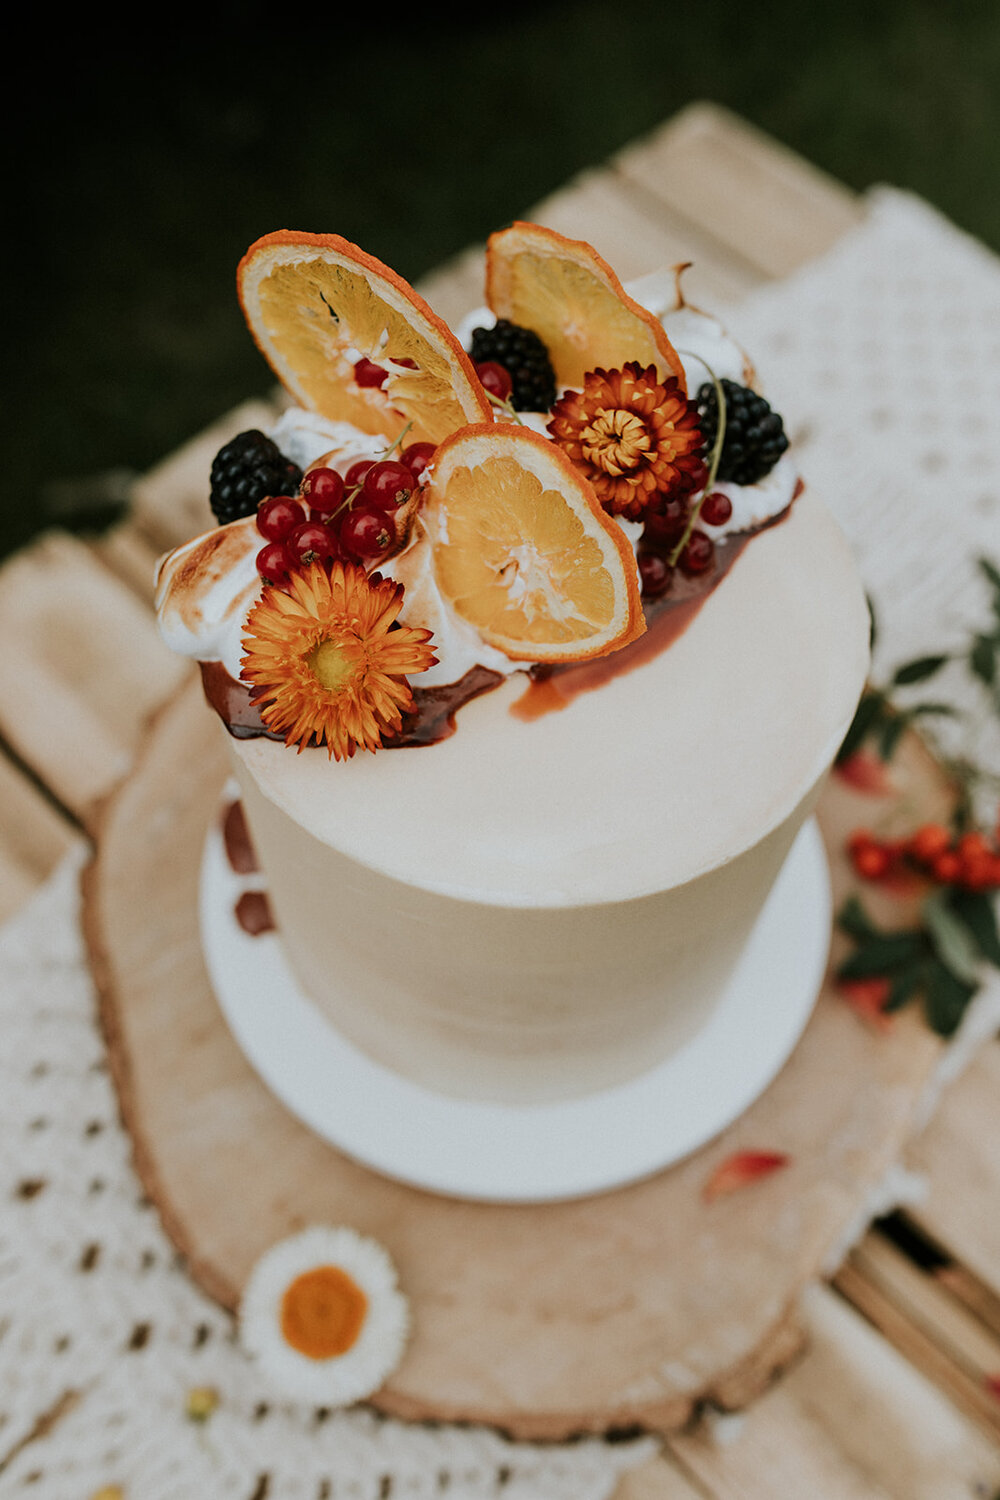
[423,423,645,663]
[238,230,493,446]
[485,221,687,393]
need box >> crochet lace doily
[2,185,999,1498]
[0,851,657,1499]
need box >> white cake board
[200,817,831,1203]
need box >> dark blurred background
[8,2,999,563]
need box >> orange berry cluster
[848,822,1000,891]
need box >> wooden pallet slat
[666,1283,1000,1500]
[907,1041,1000,1311]
[615,103,865,281]
[0,751,81,925]
[0,532,190,827]
[128,397,284,554]
[521,167,762,304]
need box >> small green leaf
[892,655,950,686]
[908,701,959,719]
[947,887,1000,966]
[884,963,925,1013]
[836,895,880,942]
[970,635,997,685]
[923,889,983,985]
[879,713,909,760]
[978,556,1000,594]
[836,690,887,764]
[922,958,977,1037]
[836,931,927,979]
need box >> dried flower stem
[668,351,726,567]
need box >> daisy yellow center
[307,636,361,692]
[280,1265,368,1361]
[580,408,651,476]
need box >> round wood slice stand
[82,672,955,1441]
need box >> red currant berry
[401,441,437,482]
[255,541,294,583]
[642,498,689,549]
[638,551,674,599]
[340,505,395,561]
[344,458,376,489]
[932,851,962,884]
[961,854,995,891]
[256,496,305,541]
[476,360,513,401]
[354,357,387,388]
[958,831,991,863]
[300,467,346,516]
[362,459,415,512]
[287,521,340,565]
[853,843,891,881]
[678,529,715,576]
[907,823,952,864]
[700,490,733,527]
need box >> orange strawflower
[240,562,436,760]
[547,361,707,519]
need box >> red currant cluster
[636,490,733,599]
[253,443,435,586]
[848,821,1000,892]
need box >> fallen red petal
[836,977,894,1032]
[834,751,895,796]
[703,1150,791,1202]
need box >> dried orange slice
[238,231,493,446]
[423,423,645,663]
[485,222,687,393]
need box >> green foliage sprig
[834,557,1000,1037]
[836,557,1000,825]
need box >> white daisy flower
[240,1225,410,1405]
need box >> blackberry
[469,319,557,412]
[696,380,789,486]
[209,430,302,525]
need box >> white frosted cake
[156,224,870,1108]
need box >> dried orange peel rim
[424,421,646,664]
[237,229,494,442]
[485,220,688,393]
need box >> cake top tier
[156,222,817,775]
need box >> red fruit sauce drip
[235,890,275,936]
[199,660,505,750]
[222,798,259,873]
[511,518,776,721]
[199,496,797,748]
[512,590,713,722]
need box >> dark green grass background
[8,3,999,563]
